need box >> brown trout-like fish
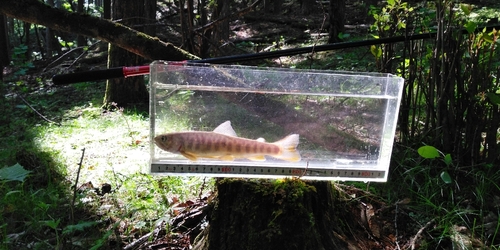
[154,121,300,162]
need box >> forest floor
[2,0,500,249]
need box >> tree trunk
[273,0,282,14]
[144,0,157,36]
[263,0,270,13]
[0,14,9,80]
[103,0,111,19]
[103,0,148,108]
[300,0,314,15]
[0,0,199,61]
[211,0,230,56]
[179,0,196,53]
[76,0,87,47]
[328,0,345,43]
[198,179,366,250]
[23,21,31,60]
[198,0,210,57]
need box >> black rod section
[196,33,436,64]
[52,24,500,84]
[52,67,124,85]
[196,24,500,64]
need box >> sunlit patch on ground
[34,107,150,184]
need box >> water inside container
[149,61,404,181]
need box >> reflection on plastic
[149,61,404,182]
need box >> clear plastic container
[149,61,404,181]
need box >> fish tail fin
[272,134,301,162]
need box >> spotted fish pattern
[154,121,300,162]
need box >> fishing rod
[52,24,500,85]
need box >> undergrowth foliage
[370,0,500,247]
[388,0,499,165]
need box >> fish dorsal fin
[213,121,237,137]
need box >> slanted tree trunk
[103,0,148,108]
[197,179,365,250]
[0,0,199,61]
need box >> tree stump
[196,178,364,250]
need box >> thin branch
[18,94,61,126]
[123,221,164,250]
[44,41,101,71]
[70,148,86,225]
[44,46,86,71]
[410,218,436,250]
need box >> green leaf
[444,154,453,166]
[418,146,440,159]
[460,4,471,15]
[482,34,494,44]
[440,171,452,184]
[0,163,31,182]
[370,45,382,59]
[338,32,351,39]
[44,219,61,230]
[6,190,22,196]
[387,0,395,6]
[486,93,500,105]
[465,21,477,34]
[63,221,98,235]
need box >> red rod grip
[123,66,150,77]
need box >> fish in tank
[154,121,300,162]
[149,61,404,181]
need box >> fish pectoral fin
[218,155,235,161]
[247,155,266,161]
[180,151,199,161]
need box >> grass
[0,81,213,249]
[376,143,500,248]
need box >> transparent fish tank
[149,61,404,182]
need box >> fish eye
[161,136,167,142]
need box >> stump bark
[197,179,364,250]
